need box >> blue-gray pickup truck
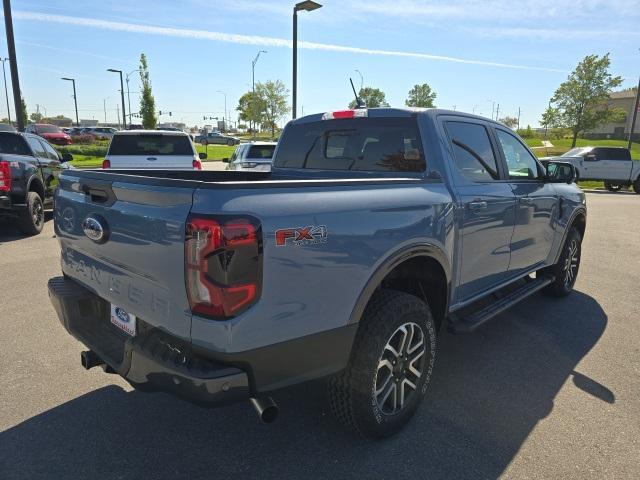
[48,108,586,438]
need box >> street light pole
[292,1,322,120]
[217,90,227,131]
[251,50,267,138]
[61,77,79,126]
[355,69,363,91]
[0,58,10,123]
[107,68,127,129]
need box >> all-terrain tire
[604,180,621,192]
[327,289,437,439]
[542,227,582,297]
[634,177,640,194]
[17,191,44,235]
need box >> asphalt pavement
[0,192,638,479]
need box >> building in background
[585,88,639,141]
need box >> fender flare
[552,206,587,264]
[26,175,46,201]
[347,242,451,325]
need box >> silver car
[224,142,276,172]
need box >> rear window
[274,118,425,172]
[0,133,31,156]
[37,125,61,134]
[108,134,194,156]
[247,145,276,159]
[596,148,630,161]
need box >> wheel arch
[348,244,451,333]
[26,175,45,201]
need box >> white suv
[103,130,205,170]
[225,142,276,172]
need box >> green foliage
[405,83,436,108]
[256,80,289,139]
[20,96,27,127]
[499,116,518,129]
[236,90,266,127]
[29,112,44,123]
[57,144,109,157]
[548,53,623,147]
[139,53,157,129]
[517,125,535,138]
[349,87,389,109]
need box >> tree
[405,83,437,108]
[548,54,623,147]
[256,80,288,139]
[236,90,266,131]
[20,96,27,128]
[499,116,518,129]
[30,112,44,123]
[138,53,157,129]
[349,87,389,109]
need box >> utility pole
[103,98,108,123]
[61,77,79,126]
[517,107,521,131]
[628,75,640,150]
[116,104,120,129]
[0,58,11,123]
[3,0,24,131]
[495,104,500,120]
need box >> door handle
[468,200,488,211]
[520,197,534,205]
[146,157,158,161]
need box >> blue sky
[3,0,639,128]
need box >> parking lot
[0,191,638,479]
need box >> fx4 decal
[275,225,328,247]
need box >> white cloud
[470,26,640,40]
[12,11,565,73]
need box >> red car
[25,123,72,145]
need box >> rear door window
[108,134,194,155]
[0,133,32,156]
[445,121,499,181]
[26,136,47,158]
[274,117,425,172]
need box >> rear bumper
[47,276,249,406]
[0,195,12,212]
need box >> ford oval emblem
[82,215,108,243]
[115,307,130,323]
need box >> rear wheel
[328,290,437,439]
[542,227,582,297]
[17,191,44,235]
[634,177,640,194]
[227,139,234,146]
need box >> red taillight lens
[322,109,368,120]
[185,215,261,318]
[192,158,202,170]
[102,159,111,169]
[0,160,11,192]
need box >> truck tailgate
[54,172,196,340]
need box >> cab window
[495,129,541,180]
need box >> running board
[448,276,554,334]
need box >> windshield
[274,117,425,172]
[37,125,61,134]
[562,147,590,157]
[108,134,195,155]
[247,145,276,159]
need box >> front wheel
[542,227,582,297]
[227,139,234,146]
[328,290,437,439]
[634,178,640,194]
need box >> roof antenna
[350,78,366,108]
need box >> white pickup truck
[542,146,639,192]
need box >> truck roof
[290,107,505,127]
[114,129,188,136]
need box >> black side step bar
[448,276,554,334]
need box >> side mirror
[198,152,207,160]
[584,154,597,162]
[222,157,230,163]
[546,161,576,184]
[61,152,73,162]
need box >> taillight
[192,158,202,170]
[185,215,262,319]
[0,160,11,192]
[322,109,367,120]
[102,159,111,169]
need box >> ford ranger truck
[48,108,586,438]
